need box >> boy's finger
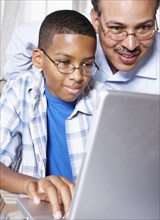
[26,181,39,200]
[49,198,62,220]
[44,182,62,219]
[48,176,73,214]
[60,176,75,197]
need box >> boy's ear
[32,48,44,68]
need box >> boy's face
[34,34,96,102]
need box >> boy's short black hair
[38,10,96,49]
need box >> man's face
[91,0,157,74]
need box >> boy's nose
[69,68,83,82]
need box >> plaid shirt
[0,70,104,182]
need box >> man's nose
[121,34,140,51]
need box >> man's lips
[117,52,137,65]
[115,49,141,65]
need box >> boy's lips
[65,85,82,95]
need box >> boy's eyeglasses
[99,18,159,41]
[40,49,99,76]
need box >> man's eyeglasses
[99,18,159,41]
[40,49,99,76]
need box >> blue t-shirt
[45,87,76,181]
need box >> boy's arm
[0,82,75,219]
[0,162,38,194]
[0,163,75,219]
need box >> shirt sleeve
[3,21,41,80]
[0,80,22,168]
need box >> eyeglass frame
[98,17,159,41]
[40,48,99,76]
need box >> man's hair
[91,0,160,15]
[38,10,96,49]
[157,0,160,9]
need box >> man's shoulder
[10,21,42,49]
[4,21,42,80]
[155,32,160,51]
[88,78,105,91]
[82,79,106,102]
[14,21,42,38]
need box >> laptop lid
[17,89,160,220]
[69,89,160,220]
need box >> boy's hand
[25,176,75,219]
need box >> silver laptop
[17,89,160,220]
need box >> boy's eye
[57,60,70,67]
[58,60,70,64]
[83,62,94,68]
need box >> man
[3,0,160,95]
[90,0,160,94]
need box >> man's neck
[107,60,119,75]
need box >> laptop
[17,89,160,220]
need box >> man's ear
[90,8,99,33]
[32,48,44,69]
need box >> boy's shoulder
[2,69,44,98]
[8,69,43,85]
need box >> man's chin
[110,62,139,74]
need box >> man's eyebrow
[105,20,124,26]
[136,19,155,26]
[105,19,155,27]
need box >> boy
[0,10,104,219]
